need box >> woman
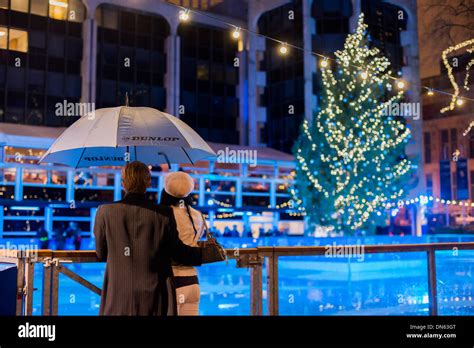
[160,171,204,316]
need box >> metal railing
[1,242,474,316]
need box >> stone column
[302,0,315,122]
[81,7,98,105]
[349,0,361,32]
[165,20,180,116]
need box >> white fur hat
[164,172,194,198]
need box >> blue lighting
[10,206,40,211]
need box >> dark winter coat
[93,192,202,315]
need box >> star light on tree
[292,14,416,234]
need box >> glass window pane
[11,0,29,13]
[8,29,28,52]
[0,26,7,49]
[49,0,68,20]
[68,0,85,22]
[102,6,118,29]
[30,0,48,16]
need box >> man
[94,161,222,315]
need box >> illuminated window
[31,0,48,16]
[49,0,68,20]
[0,28,7,50]
[197,63,209,80]
[0,27,28,52]
[0,0,8,9]
[11,0,29,13]
[9,29,28,52]
[68,0,85,22]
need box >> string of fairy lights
[170,3,474,106]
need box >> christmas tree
[293,14,415,234]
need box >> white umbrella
[39,106,216,168]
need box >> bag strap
[199,212,213,240]
[184,204,199,238]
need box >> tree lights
[292,14,415,234]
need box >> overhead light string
[170,3,474,104]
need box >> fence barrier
[1,242,474,316]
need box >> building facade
[422,58,474,223]
[0,0,423,238]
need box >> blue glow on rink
[2,236,474,316]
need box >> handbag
[197,212,227,263]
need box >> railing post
[45,206,53,240]
[250,256,263,316]
[51,260,59,316]
[14,166,23,201]
[15,255,25,315]
[23,256,35,315]
[198,177,205,207]
[270,180,276,208]
[427,249,438,316]
[266,252,279,315]
[0,205,3,239]
[236,177,242,208]
[42,260,52,316]
[66,170,75,203]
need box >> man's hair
[122,161,151,194]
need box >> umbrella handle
[158,152,172,169]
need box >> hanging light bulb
[427,89,434,96]
[396,79,405,90]
[320,57,329,68]
[232,27,241,39]
[456,98,464,106]
[279,42,288,55]
[179,8,190,22]
[360,70,368,80]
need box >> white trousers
[176,284,200,316]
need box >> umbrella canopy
[39,106,216,168]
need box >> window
[178,21,239,144]
[450,128,457,157]
[0,27,28,52]
[452,172,457,200]
[96,5,169,112]
[31,0,48,16]
[49,0,68,21]
[471,171,474,200]
[0,0,85,126]
[361,0,407,70]
[426,174,433,196]
[470,131,474,158]
[440,129,449,160]
[313,0,351,34]
[11,0,28,13]
[258,0,304,152]
[68,0,85,23]
[0,28,6,49]
[424,132,431,163]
